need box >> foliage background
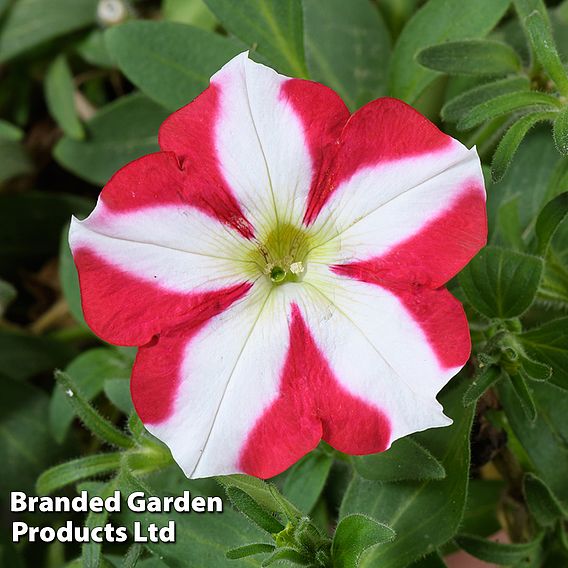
[1,0,567,567]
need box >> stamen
[289,261,304,275]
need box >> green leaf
[282,451,332,513]
[105,21,243,111]
[388,0,510,102]
[36,453,121,495]
[535,192,568,254]
[417,39,521,77]
[487,129,561,243]
[332,514,395,568]
[539,250,568,308]
[0,0,98,63]
[44,55,84,140]
[352,437,445,482]
[499,380,568,502]
[0,330,74,381]
[497,195,524,250]
[0,138,32,184]
[491,111,557,182]
[442,77,531,122]
[203,0,307,77]
[463,365,502,406]
[262,548,309,566]
[0,278,16,317]
[339,379,475,568]
[0,192,92,278]
[217,475,295,515]
[523,10,568,96]
[554,106,568,155]
[458,91,561,130]
[54,94,169,185]
[83,480,118,568]
[120,544,143,568]
[226,487,285,534]
[524,473,568,527]
[104,378,133,415]
[507,372,537,421]
[76,30,115,68]
[54,370,134,449]
[59,223,88,327]
[118,470,265,567]
[461,480,505,537]
[407,553,447,568]
[0,119,24,141]
[458,246,544,319]
[226,543,275,559]
[50,348,131,443]
[0,377,61,494]
[519,354,552,382]
[455,533,542,565]
[518,317,568,390]
[163,0,217,30]
[302,0,390,110]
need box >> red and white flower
[70,53,487,479]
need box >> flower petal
[238,299,393,479]
[239,268,457,478]
[70,152,253,345]
[134,281,292,476]
[307,98,486,286]
[159,52,349,233]
[300,268,455,430]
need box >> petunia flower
[69,52,487,479]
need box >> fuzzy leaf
[388,0,510,102]
[507,372,537,421]
[118,468,266,567]
[262,547,309,566]
[36,453,121,496]
[491,111,557,182]
[499,380,568,502]
[226,487,285,534]
[523,10,568,96]
[50,348,131,443]
[519,354,552,382]
[226,543,275,559]
[352,437,445,482]
[417,40,521,76]
[54,370,134,449]
[463,365,502,406]
[217,475,296,515]
[120,544,143,568]
[458,91,561,130]
[458,246,544,319]
[523,473,568,526]
[554,106,568,155]
[518,317,568,390]
[442,77,530,122]
[332,514,395,568]
[535,192,568,255]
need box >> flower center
[250,223,311,285]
